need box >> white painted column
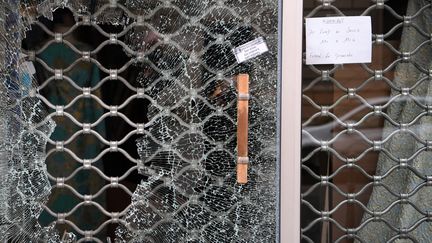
[280,0,303,242]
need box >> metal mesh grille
[23,4,145,242]
[301,0,432,242]
[20,0,279,242]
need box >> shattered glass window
[2,0,280,242]
[1,0,74,242]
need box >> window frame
[280,0,303,242]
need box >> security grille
[17,0,279,242]
[302,0,432,242]
[23,4,146,242]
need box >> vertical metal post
[281,0,303,242]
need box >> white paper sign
[233,37,269,63]
[306,16,372,65]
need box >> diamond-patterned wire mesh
[302,0,432,242]
[15,0,279,242]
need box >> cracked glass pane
[0,0,75,242]
[2,0,279,241]
[114,0,279,242]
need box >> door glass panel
[301,0,432,242]
[2,0,280,242]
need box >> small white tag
[233,37,269,63]
[306,16,372,65]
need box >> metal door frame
[280,0,303,242]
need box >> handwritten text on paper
[306,16,372,65]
